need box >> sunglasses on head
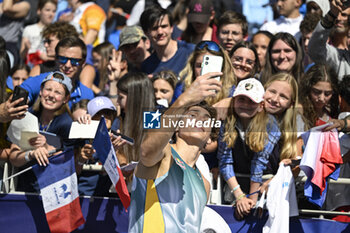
[195,41,221,53]
[57,55,83,66]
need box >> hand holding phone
[111,130,134,146]
[200,55,223,81]
[11,86,28,107]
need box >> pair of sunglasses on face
[57,55,83,66]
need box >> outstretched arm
[2,0,30,18]
[140,72,222,167]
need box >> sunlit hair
[299,64,339,130]
[117,72,156,162]
[92,42,115,91]
[42,22,79,40]
[223,98,269,152]
[0,50,10,103]
[261,32,304,84]
[181,42,236,106]
[265,73,298,160]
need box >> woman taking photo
[9,71,73,192]
[175,40,236,106]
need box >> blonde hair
[181,45,236,105]
[223,98,269,152]
[264,73,298,160]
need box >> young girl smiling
[218,78,281,219]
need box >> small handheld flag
[92,117,131,210]
[32,149,85,233]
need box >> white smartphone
[200,55,223,81]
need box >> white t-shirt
[22,23,45,54]
[260,15,304,41]
[263,163,298,233]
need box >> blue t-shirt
[21,72,94,108]
[6,76,13,90]
[141,40,195,76]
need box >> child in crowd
[251,31,273,72]
[76,96,126,196]
[217,78,280,219]
[260,73,300,193]
[91,42,116,96]
[152,70,178,108]
[20,0,57,66]
[216,10,248,54]
[298,64,339,131]
[6,64,30,90]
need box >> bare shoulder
[135,144,173,180]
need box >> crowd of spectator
[1,0,350,230]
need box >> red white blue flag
[92,117,131,210]
[32,149,85,233]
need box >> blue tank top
[128,146,207,232]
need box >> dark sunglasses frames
[57,56,83,66]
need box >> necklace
[39,119,53,132]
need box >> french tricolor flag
[92,117,131,210]
[32,149,85,233]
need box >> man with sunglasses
[140,6,195,76]
[21,36,94,109]
[29,22,96,91]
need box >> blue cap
[87,96,116,117]
[42,71,73,93]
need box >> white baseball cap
[233,78,264,103]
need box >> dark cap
[188,0,214,24]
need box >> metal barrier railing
[2,162,350,218]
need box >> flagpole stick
[1,166,33,183]
[0,149,61,183]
